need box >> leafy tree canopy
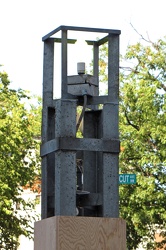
[0,69,41,249]
[99,36,166,249]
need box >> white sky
[0,0,166,97]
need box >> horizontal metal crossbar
[40,138,120,157]
[54,38,77,44]
[86,35,109,46]
[51,96,119,106]
[47,193,102,208]
[42,25,121,41]
[40,139,59,156]
[77,193,102,206]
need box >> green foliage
[0,69,41,249]
[99,37,166,249]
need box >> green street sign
[119,174,136,184]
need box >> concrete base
[34,216,126,250]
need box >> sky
[0,0,166,97]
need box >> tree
[0,69,41,249]
[99,36,166,249]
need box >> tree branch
[130,22,152,43]
[125,110,140,131]
[120,66,140,74]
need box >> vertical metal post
[41,38,54,219]
[83,111,100,216]
[102,103,119,217]
[93,42,99,91]
[108,34,119,101]
[54,100,77,216]
[61,30,68,99]
[102,33,120,217]
[91,42,99,110]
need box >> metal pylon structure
[41,26,121,219]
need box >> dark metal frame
[41,25,121,219]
